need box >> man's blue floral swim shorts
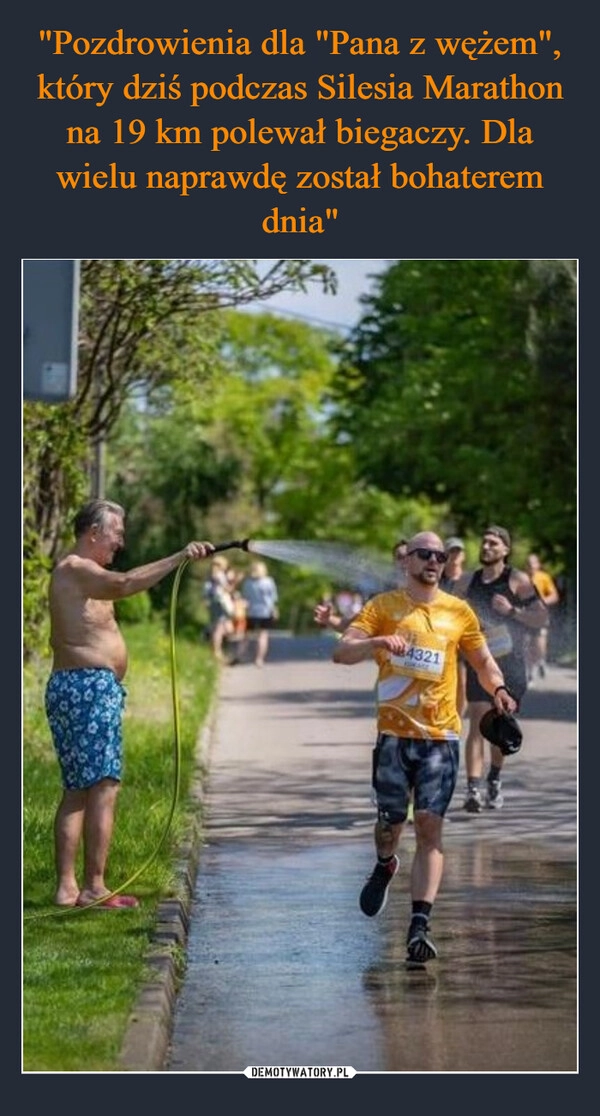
[45,668,126,790]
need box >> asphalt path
[165,633,577,1074]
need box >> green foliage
[23,260,338,655]
[114,590,152,624]
[106,307,458,628]
[23,401,92,559]
[23,259,576,658]
[22,403,90,658]
[331,259,576,578]
[22,530,52,660]
[75,259,337,450]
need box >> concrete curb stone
[117,695,216,1071]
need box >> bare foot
[75,888,111,907]
[54,885,80,907]
[76,890,139,909]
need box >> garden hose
[25,556,190,920]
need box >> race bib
[389,632,447,681]
[484,623,513,659]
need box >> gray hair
[73,499,125,538]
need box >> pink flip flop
[96,894,139,909]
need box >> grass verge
[23,618,217,1071]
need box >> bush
[115,591,152,624]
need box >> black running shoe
[359,856,399,917]
[406,921,438,966]
[463,787,483,813]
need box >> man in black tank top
[455,526,548,813]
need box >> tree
[105,309,447,626]
[24,259,338,559]
[23,260,337,657]
[330,259,576,575]
[106,309,348,616]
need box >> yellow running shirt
[531,569,558,606]
[350,589,485,739]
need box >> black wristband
[494,685,509,696]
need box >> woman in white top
[240,560,279,666]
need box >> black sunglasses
[407,548,447,563]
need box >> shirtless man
[45,498,214,909]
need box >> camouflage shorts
[372,733,459,824]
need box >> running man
[456,527,548,812]
[332,530,516,967]
[524,553,560,681]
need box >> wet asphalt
[121,632,577,1075]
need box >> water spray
[209,538,395,592]
[212,537,396,594]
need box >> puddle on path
[167,838,576,1073]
